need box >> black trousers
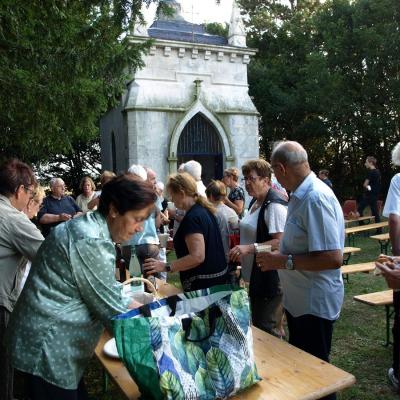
[357,193,381,223]
[285,310,336,400]
[251,294,283,337]
[21,372,89,400]
[393,291,400,379]
[0,307,13,400]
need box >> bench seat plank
[353,290,394,346]
[345,216,375,225]
[343,247,361,255]
[370,233,390,241]
[354,290,393,306]
[341,262,375,275]
[345,221,388,235]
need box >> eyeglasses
[23,186,36,199]
[32,198,43,207]
[242,176,260,183]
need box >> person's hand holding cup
[167,201,176,218]
[255,244,286,271]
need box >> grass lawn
[85,229,399,399]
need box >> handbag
[112,284,260,400]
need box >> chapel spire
[228,1,246,47]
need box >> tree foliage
[239,0,400,200]
[36,138,102,195]
[204,22,229,38]
[0,0,158,188]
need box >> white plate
[103,338,120,359]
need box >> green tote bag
[112,284,260,400]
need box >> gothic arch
[169,102,232,172]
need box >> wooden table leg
[379,240,389,255]
[102,368,109,393]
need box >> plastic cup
[256,244,272,253]
[167,201,176,212]
[158,233,169,248]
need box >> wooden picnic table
[370,232,390,255]
[354,290,394,346]
[345,221,388,246]
[95,281,356,400]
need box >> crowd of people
[1,140,400,399]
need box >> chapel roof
[148,19,228,46]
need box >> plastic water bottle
[129,251,144,293]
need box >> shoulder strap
[248,197,256,210]
[263,188,288,208]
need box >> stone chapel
[100,0,259,184]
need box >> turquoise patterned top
[7,211,130,389]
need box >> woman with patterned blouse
[222,167,245,218]
[7,174,156,400]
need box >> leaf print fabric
[112,285,260,400]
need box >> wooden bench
[353,290,394,346]
[341,261,375,282]
[370,232,390,255]
[342,246,361,265]
[344,215,375,225]
[345,221,388,246]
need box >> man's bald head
[271,141,308,166]
[271,141,311,191]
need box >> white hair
[183,160,202,181]
[392,142,400,167]
[177,163,185,173]
[128,164,147,181]
[50,177,63,188]
[156,181,165,191]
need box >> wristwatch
[254,243,259,253]
[165,262,172,272]
[285,254,295,270]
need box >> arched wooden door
[177,113,223,185]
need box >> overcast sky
[141,0,234,26]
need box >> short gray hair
[128,164,147,181]
[183,160,202,181]
[392,142,400,167]
[271,141,308,165]
[50,178,63,188]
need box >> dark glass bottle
[115,244,127,283]
[228,223,241,285]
